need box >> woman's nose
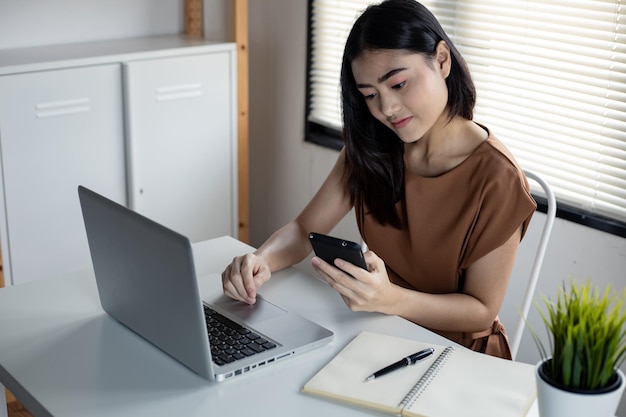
[380,93,401,118]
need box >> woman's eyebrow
[356,67,407,88]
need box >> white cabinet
[124,52,237,243]
[0,65,126,285]
[0,36,237,286]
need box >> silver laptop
[78,185,333,382]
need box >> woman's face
[351,44,451,143]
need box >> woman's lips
[391,116,412,129]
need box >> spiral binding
[398,346,455,409]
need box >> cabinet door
[0,65,126,285]
[124,52,237,242]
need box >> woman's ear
[435,40,452,78]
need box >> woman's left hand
[311,250,398,314]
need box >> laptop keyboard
[204,306,277,366]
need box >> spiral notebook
[302,331,536,417]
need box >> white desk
[0,236,538,416]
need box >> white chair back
[508,170,557,360]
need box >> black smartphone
[308,232,367,270]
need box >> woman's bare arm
[222,150,353,303]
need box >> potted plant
[530,279,626,417]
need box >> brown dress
[356,132,537,360]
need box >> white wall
[248,0,360,245]
[0,0,183,49]
[247,1,626,415]
[0,0,232,50]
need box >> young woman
[221,0,536,359]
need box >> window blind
[307,0,626,226]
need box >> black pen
[365,348,435,382]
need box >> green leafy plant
[531,279,626,391]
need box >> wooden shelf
[235,0,249,243]
[184,0,203,38]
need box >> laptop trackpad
[212,296,287,324]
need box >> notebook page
[302,331,448,414]
[404,346,536,417]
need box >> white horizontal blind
[308,0,626,225]
[308,1,375,129]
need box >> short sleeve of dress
[461,159,536,269]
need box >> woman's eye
[363,92,377,100]
[392,81,406,90]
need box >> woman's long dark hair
[341,0,475,228]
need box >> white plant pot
[535,360,625,417]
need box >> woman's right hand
[221,253,272,305]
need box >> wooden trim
[5,388,15,403]
[184,0,204,37]
[235,0,250,243]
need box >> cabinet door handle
[155,83,203,102]
[36,98,91,118]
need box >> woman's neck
[404,117,488,177]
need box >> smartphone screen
[309,232,367,270]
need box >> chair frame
[510,170,557,360]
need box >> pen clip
[408,348,434,365]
